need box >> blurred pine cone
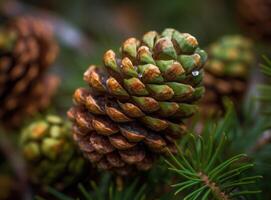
[21,115,85,190]
[202,35,254,116]
[0,16,59,129]
[67,28,207,175]
[237,0,271,41]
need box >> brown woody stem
[198,172,230,200]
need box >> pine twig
[166,130,261,200]
[198,172,229,200]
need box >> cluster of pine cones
[0,16,59,129]
[0,16,256,179]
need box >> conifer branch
[166,127,261,200]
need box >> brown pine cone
[237,0,271,41]
[0,16,59,128]
[202,35,254,116]
[67,28,207,175]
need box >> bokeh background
[0,0,271,199]
[1,0,270,111]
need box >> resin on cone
[202,35,254,116]
[67,28,207,175]
[21,115,85,189]
[0,16,59,129]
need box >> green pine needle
[258,56,271,117]
[47,176,146,200]
[166,128,261,200]
[47,187,74,200]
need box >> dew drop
[192,70,199,76]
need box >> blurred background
[0,0,271,199]
[1,0,270,110]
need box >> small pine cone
[20,115,85,190]
[67,28,207,175]
[0,16,59,129]
[237,0,271,41]
[202,35,254,116]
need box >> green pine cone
[202,35,254,115]
[68,28,207,175]
[20,115,85,189]
[205,35,254,78]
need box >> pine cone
[237,0,271,41]
[202,35,254,116]
[67,28,207,175]
[0,16,59,129]
[21,115,85,189]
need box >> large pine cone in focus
[202,35,254,116]
[0,16,59,128]
[21,115,85,189]
[67,28,207,175]
[237,0,271,41]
